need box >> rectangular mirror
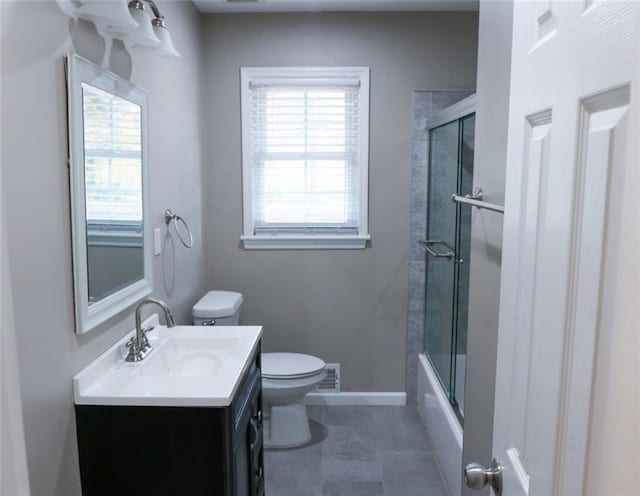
[66,54,152,335]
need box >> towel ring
[164,209,193,249]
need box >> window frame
[240,66,371,250]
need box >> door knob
[464,458,502,496]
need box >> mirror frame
[66,54,152,335]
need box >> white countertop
[73,318,262,407]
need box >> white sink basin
[138,337,235,377]
[73,317,262,407]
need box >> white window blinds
[248,81,362,235]
[82,83,142,223]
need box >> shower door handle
[418,240,455,259]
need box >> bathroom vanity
[73,323,264,496]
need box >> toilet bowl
[193,291,326,449]
[261,352,325,448]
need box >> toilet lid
[262,353,326,379]
[193,291,243,319]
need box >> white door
[467,1,640,495]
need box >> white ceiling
[193,0,479,14]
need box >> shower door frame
[427,95,476,133]
[424,94,476,425]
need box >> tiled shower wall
[406,90,474,404]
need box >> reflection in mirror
[67,54,152,335]
[82,84,144,303]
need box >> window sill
[241,235,370,250]
[87,232,143,248]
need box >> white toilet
[193,291,326,449]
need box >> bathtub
[417,353,464,496]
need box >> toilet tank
[192,291,243,326]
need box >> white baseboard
[305,392,407,406]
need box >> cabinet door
[233,363,264,496]
[249,389,264,496]
[234,427,250,496]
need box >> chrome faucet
[125,298,176,362]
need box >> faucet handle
[125,332,151,351]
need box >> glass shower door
[423,111,475,423]
[424,120,459,398]
[453,113,475,418]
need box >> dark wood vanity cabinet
[75,347,264,496]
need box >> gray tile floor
[264,406,449,496]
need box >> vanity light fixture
[108,0,180,58]
[75,0,139,32]
[108,0,161,48]
[65,0,180,58]
[149,13,181,58]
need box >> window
[240,67,370,249]
[82,83,143,247]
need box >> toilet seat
[262,353,325,380]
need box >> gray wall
[461,1,512,494]
[202,12,478,392]
[0,1,206,494]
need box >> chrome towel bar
[451,187,504,214]
[418,240,455,259]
